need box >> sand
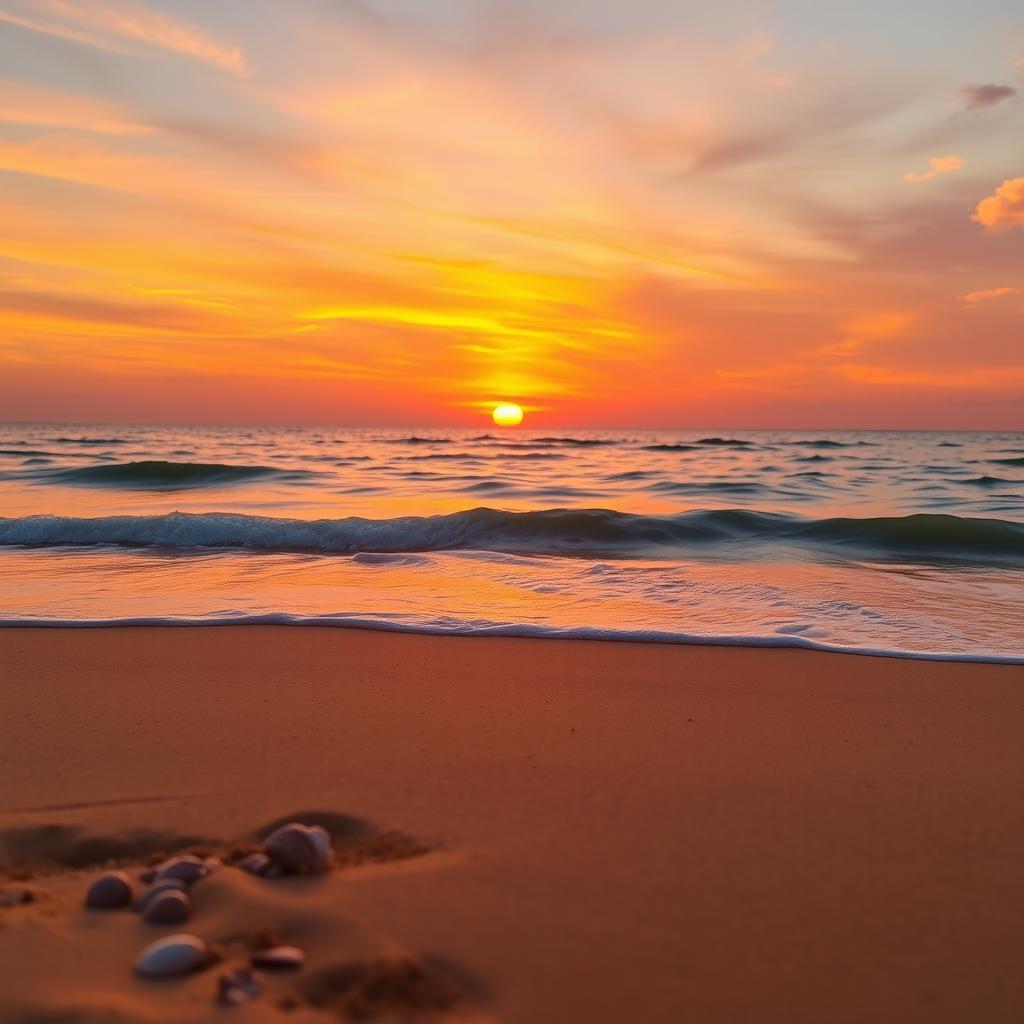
[0,626,1022,1023]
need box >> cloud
[903,154,962,182]
[0,1,247,74]
[819,312,918,357]
[0,8,117,51]
[972,177,1024,231]
[960,84,1017,110]
[684,79,925,175]
[961,287,1021,304]
[838,363,1024,390]
[0,80,151,134]
[0,285,208,331]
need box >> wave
[1,508,1021,566]
[387,436,452,445]
[1,612,1019,664]
[403,452,566,461]
[695,437,753,446]
[529,437,619,447]
[783,439,878,448]
[51,437,129,445]
[961,476,1016,487]
[784,439,846,448]
[29,461,314,489]
[606,470,656,481]
[643,444,699,452]
[650,480,765,496]
[991,457,1024,467]
[459,480,514,493]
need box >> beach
[1,626,1021,1022]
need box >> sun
[492,402,524,427]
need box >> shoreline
[2,627,1022,1022]
[1,617,1022,665]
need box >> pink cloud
[972,177,1024,231]
[903,155,962,182]
[961,287,1021,303]
[0,1,247,74]
[960,84,1016,110]
[0,80,152,134]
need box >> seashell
[142,889,191,925]
[133,877,187,913]
[135,934,212,978]
[251,946,305,971]
[262,824,333,875]
[85,871,132,910]
[239,853,272,877]
[217,968,264,1006]
[202,856,222,874]
[307,827,332,864]
[155,855,207,885]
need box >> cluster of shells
[83,823,332,1006]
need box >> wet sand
[1,626,1022,1022]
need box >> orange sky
[0,0,1022,428]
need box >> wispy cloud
[960,83,1017,110]
[0,80,151,133]
[903,155,962,182]
[820,312,918,356]
[0,0,247,73]
[838,363,1024,390]
[962,287,1021,303]
[0,6,123,52]
[972,177,1024,231]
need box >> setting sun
[492,403,524,427]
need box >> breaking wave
[1,507,1021,566]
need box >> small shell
[85,872,133,910]
[155,855,207,885]
[239,853,272,877]
[251,946,305,971]
[133,877,187,913]
[262,824,333,875]
[307,827,332,864]
[202,856,222,875]
[142,889,191,926]
[217,968,264,1006]
[135,934,211,978]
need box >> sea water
[0,424,1022,661]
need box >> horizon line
[0,420,1020,433]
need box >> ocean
[0,423,1022,661]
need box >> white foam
[0,612,1021,664]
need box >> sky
[0,0,1021,428]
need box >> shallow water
[1,424,1022,660]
